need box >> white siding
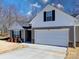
[34,29,69,47]
[30,5,75,28]
[21,30,25,42]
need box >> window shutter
[12,30,14,38]
[19,30,21,39]
[52,10,55,21]
[44,11,46,21]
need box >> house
[30,4,79,47]
[8,21,24,42]
[8,21,32,43]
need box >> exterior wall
[69,26,74,43]
[9,30,12,37]
[9,30,25,42]
[30,5,75,28]
[69,26,79,43]
[76,26,79,42]
[24,30,28,42]
[31,28,34,43]
[21,30,25,42]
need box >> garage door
[34,29,69,47]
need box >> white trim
[74,26,76,48]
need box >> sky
[1,0,77,16]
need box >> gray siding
[76,26,79,42]
[69,26,74,43]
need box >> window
[14,30,20,37]
[13,30,21,37]
[44,10,55,22]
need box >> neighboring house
[30,4,79,47]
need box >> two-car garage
[34,28,69,47]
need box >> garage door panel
[34,29,69,47]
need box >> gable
[30,5,76,28]
[8,22,23,30]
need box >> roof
[8,21,24,30]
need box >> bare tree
[7,4,18,27]
[0,0,8,34]
[71,0,79,17]
[0,0,3,13]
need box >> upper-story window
[44,10,55,22]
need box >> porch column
[24,30,26,43]
[31,28,34,43]
[74,26,76,48]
